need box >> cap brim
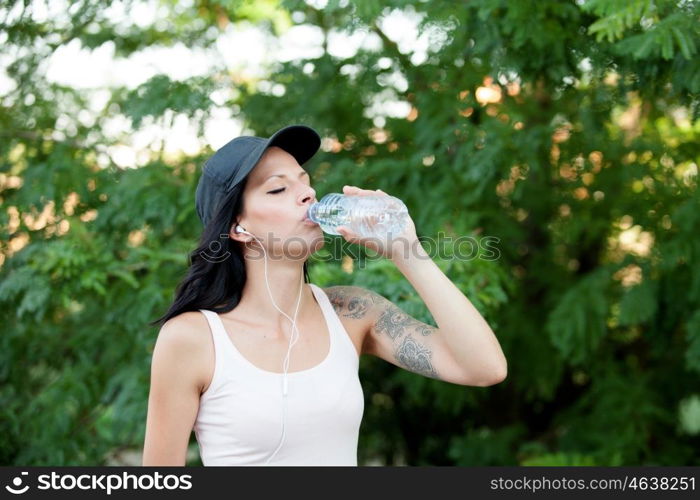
[225,124,321,191]
[267,125,321,166]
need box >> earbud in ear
[235,225,248,234]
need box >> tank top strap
[198,309,231,356]
[309,284,359,365]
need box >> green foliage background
[1,0,699,465]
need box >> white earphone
[235,223,303,464]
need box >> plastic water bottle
[306,193,409,239]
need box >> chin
[308,231,325,254]
[302,229,325,256]
[284,229,325,260]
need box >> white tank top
[193,283,365,466]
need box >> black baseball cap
[195,124,321,226]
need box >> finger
[344,186,370,197]
[338,226,359,241]
[343,186,363,196]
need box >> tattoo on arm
[326,286,440,380]
[377,303,440,379]
[326,287,374,319]
[395,336,439,379]
[376,304,438,339]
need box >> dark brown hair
[149,175,310,328]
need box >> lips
[302,213,318,225]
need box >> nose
[298,185,316,206]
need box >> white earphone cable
[238,226,303,465]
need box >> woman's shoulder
[321,284,401,331]
[158,310,211,345]
[154,311,214,392]
[321,284,392,330]
[322,285,388,313]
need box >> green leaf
[618,278,658,326]
[546,269,611,365]
[685,310,700,374]
[670,26,695,60]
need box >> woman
[142,124,507,466]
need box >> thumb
[337,226,354,239]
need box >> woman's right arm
[142,313,208,466]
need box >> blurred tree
[1,0,698,465]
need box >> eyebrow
[263,171,310,183]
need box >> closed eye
[268,188,285,194]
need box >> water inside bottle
[307,193,408,238]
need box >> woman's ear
[229,222,250,242]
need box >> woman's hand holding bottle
[335,185,419,263]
